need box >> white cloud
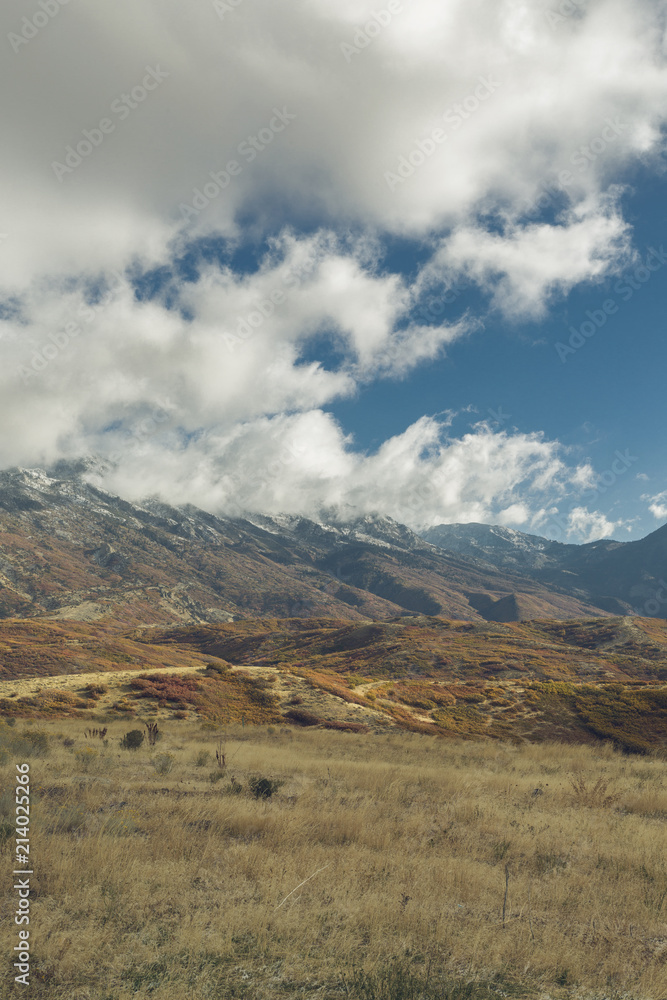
[644,491,667,521]
[564,506,627,542]
[420,198,634,319]
[87,412,593,534]
[1,0,666,294]
[1,0,666,541]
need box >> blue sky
[1,0,667,542]
[327,173,667,540]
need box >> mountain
[0,465,615,626]
[421,521,667,617]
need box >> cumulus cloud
[1,0,666,539]
[86,413,590,534]
[2,0,666,291]
[420,198,634,319]
[563,506,626,543]
[644,491,667,521]
[1,234,468,467]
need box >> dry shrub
[568,775,620,808]
[322,720,370,733]
[284,708,321,726]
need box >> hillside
[422,521,667,616]
[0,465,614,626]
[1,614,666,752]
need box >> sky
[1,0,667,543]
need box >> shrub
[284,708,320,727]
[247,775,284,799]
[152,753,175,775]
[144,722,160,746]
[22,729,49,756]
[74,748,100,772]
[0,729,51,758]
[209,770,226,784]
[568,775,619,808]
[205,661,232,675]
[222,776,243,795]
[322,720,370,733]
[194,750,211,767]
[120,729,145,750]
[84,683,108,699]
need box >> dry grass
[0,719,666,999]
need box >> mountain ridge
[0,464,664,625]
[421,520,667,617]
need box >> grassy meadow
[1,718,666,999]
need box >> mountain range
[0,462,665,626]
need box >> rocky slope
[0,465,613,625]
[422,521,667,617]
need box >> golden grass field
[1,718,666,999]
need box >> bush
[205,662,231,675]
[322,720,370,733]
[222,776,243,795]
[84,683,108,699]
[152,753,175,775]
[74,748,99,772]
[247,775,284,799]
[209,770,226,784]
[0,730,50,759]
[22,729,49,756]
[284,708,321,727]
[194,750,211,767]
[120,729,145,750]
